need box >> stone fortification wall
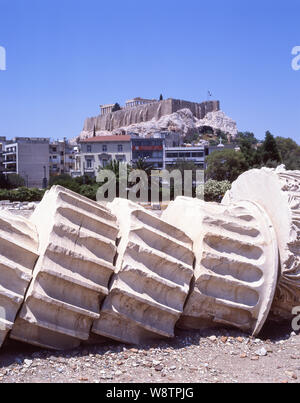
[83,99,220,133]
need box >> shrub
[0,187,46,202]
[79,184,99,201]
[49,175,81,193]
[6,174,25,189]
[204,179,231,202]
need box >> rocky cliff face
[196,111,238,138]
[76,108,238,143]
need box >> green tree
[275,137,300,170]
[262,131,282,166]
[132,158,152,177]
[98,160,131,197]
[236,131,259,145]
[215,130,229,144]
[205,149,249,182]
[235,131,264,169]
[183,133,199,144]
[159,94,163,101]
[167,159,199,175]
[49,173,81,193]
[239,139,263,168]
[112,103,121,112]
[101,159,130,178]
[79,184,99,200]
[74,174,96,186]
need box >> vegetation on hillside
[206,130,288,182]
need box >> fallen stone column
[163,197,279,335]
[0,166,298,352]
[0,212,39,347]
[92,199,195,344]
[10,186,119,350]
[222,165,300,321]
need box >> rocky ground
[0,322,299,384]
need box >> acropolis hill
[77,97,238,141]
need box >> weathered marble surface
[92,199,194,344]
[223,166,300,320]
[0,167,298,351]
[163,197,279,335]
[10,186,119,350]
[0,212,39,347]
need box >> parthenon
[125,97,157,108]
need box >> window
[118,144,123,152]
[102,145,107,152]
[166,153,179,158]
[86,159,92,168]
[87,145,92,153]
[178,152,191,158]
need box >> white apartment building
[74,135,132,177]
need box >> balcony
[70,170,82,178]
[3,150,17,155]
[84,167,95,173]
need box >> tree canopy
[275,137,300,170]
[261,131,282,166]
[112,103,121,112]
[205,149,249,182]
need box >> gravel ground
[0,322,299,384]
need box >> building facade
[3,137,50,188]
[49,139,76,176]
[164,145,206,169]
[131,137,165,169]
[76,135,132,177]
[0,137,10,174]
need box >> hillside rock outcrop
[77,108,238,142]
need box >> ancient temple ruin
[0,166,299,351]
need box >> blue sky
[0,0,299,143]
